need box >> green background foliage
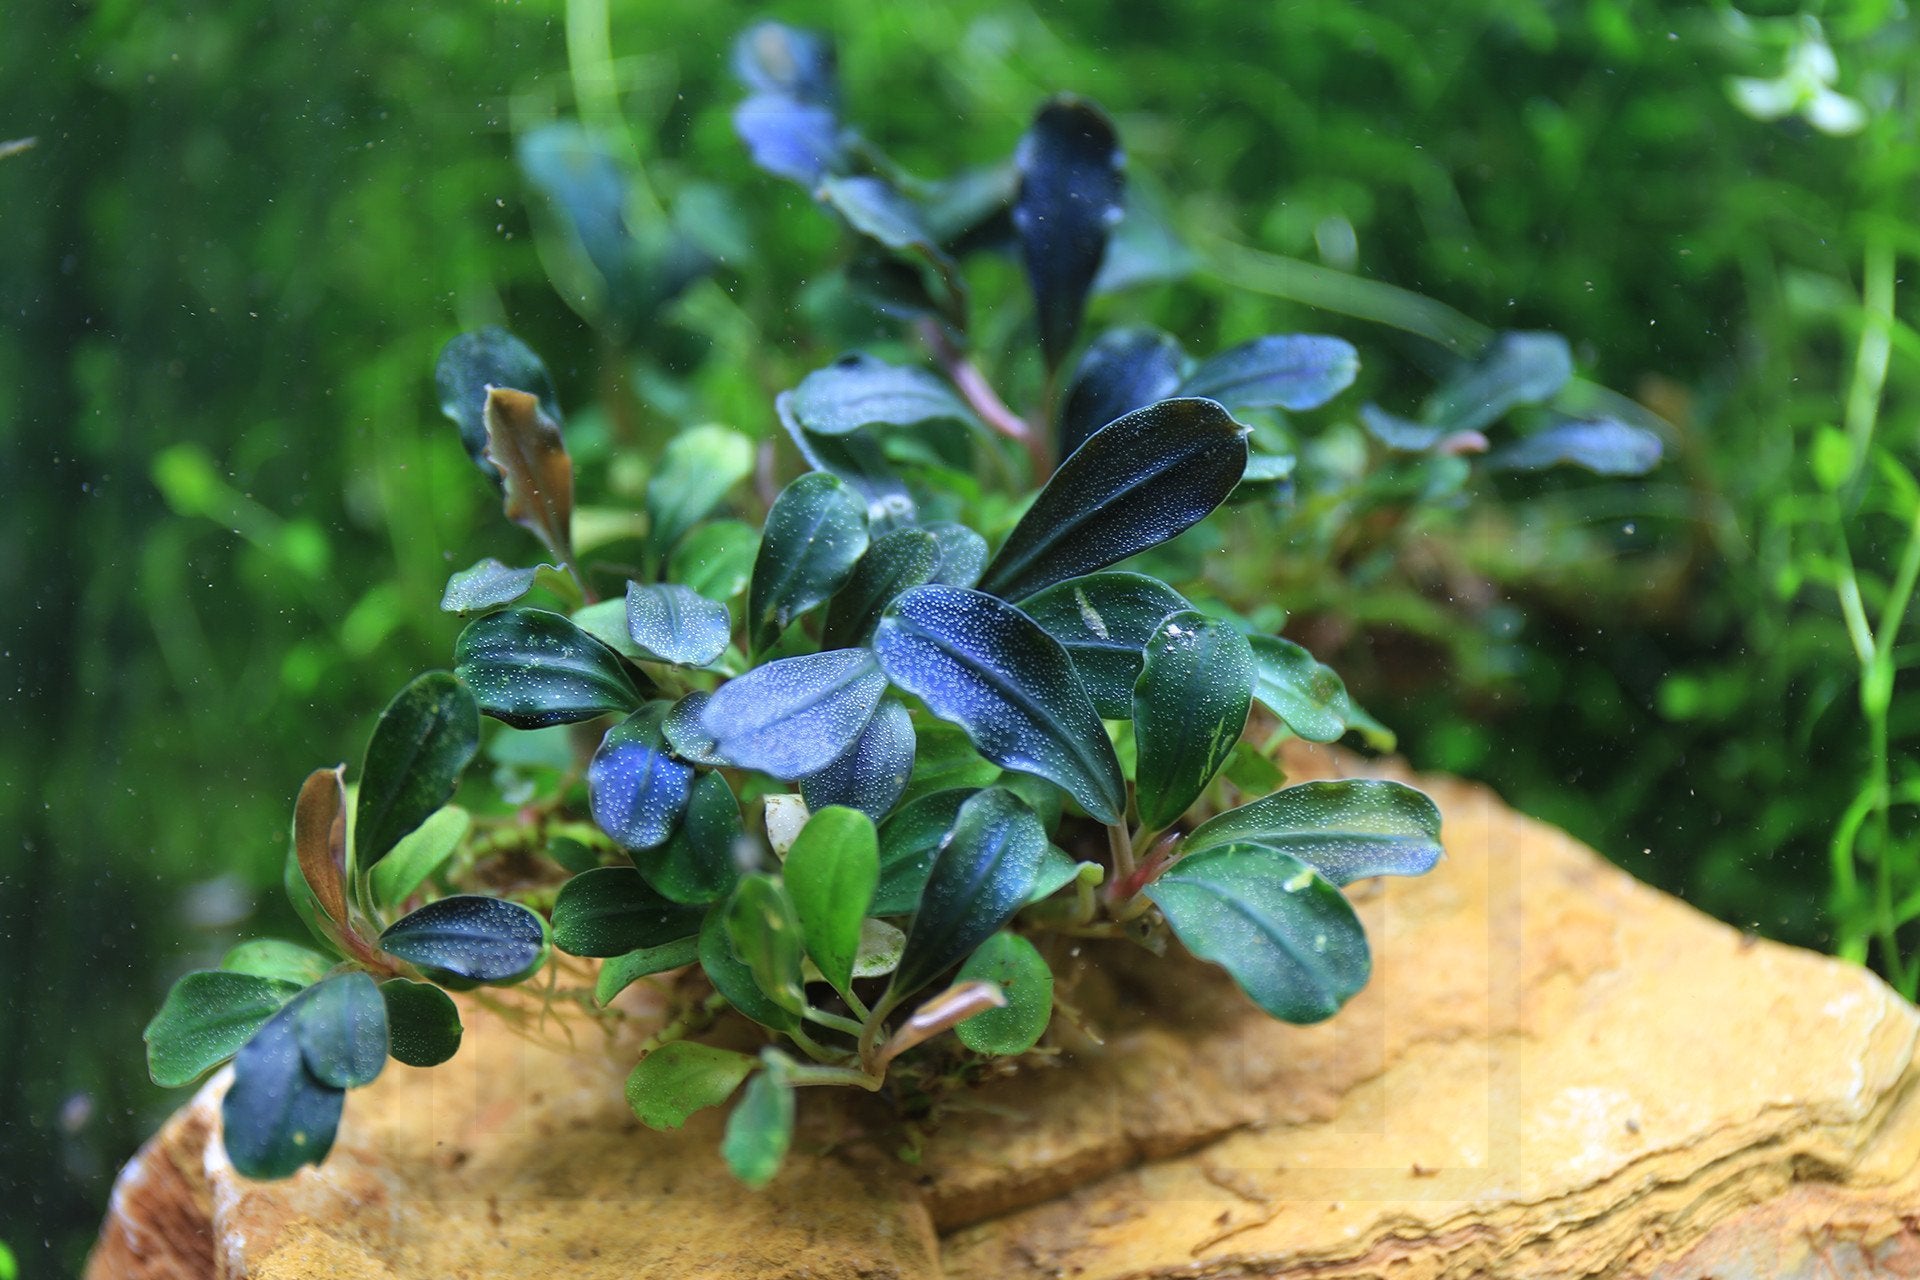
[4,0,1917,1269]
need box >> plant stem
[780,1062,885,1091]
[801,1007,867,1038]
[916,319,1048,476]
[1106,821,1135,884]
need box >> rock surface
[91,745,1920,1278]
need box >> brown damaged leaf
[483,386,576,567]
[294,766,349,929]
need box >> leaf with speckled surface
[624,582,732,668]
[1180,780,1443,885]
[1176,334,1359,413]
[379,895,550,985]
[454,608,645,729]
[748,471,869,656]
[1023,572,1191,719]
[1132,611,1254,832]
[588,707,695,853]
[799,697,915,821]
[698,648,888,779]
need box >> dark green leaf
[799,697,915,821]
[368,806,470,914]
[821,527,938,649]
[874,787,978,915]
[634,768,743,905]
[1145,844,1370,1023]
[221,996,344,1180]
[1180,780,1444,885]
[872,587,1125,824]
[699,905,800,1031]
[924,161,1017,255]
[1014,96,1125,368]
[721,1064,794,1187]
[483,387,575,565]
[379,895,550,984]
[954,933,1053,1055]
[1425,331,1573,432]
[818,176,966,331]
[440,558,560,615]
[669,519,759,601]
[748,471,870,656]
[623,582,731,668]
[1247,635,1351,744]
[356,673,479,872]
[888,787,1046,1000]
[1491,417,1663,476]
[923,522,989,588]
[1132,612,1255,831]
[777,391,917,528]
[898,723,999,807]
[434,328,561,476]
[379,979,463,1068]
[1022,572,1191,718]
[661,691,727,766]
[724,874,807,1016]
[627,1041,756,1131]
[1178,335,1359,413]
[222,940,333,987]
[646,425,756,560]
[782,806,878,998]
[551,867,705,958]
[589,707,695,853]
[976,398,1249,602]
[145,971,303,1088]
[791,354,969,436]
[454,608,645,729]
[595,937,702,1005]
[1059,327,1185,458]
[293,972,387,1089]
[698,648,888,779]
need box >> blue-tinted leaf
[221,996,344,1180]
[1359,403,1450,453]
[873,587,1124,824]
[1091,180,1199,293]
[1182,780,1444,885]
[589,707,695,853]
[732,21,837,104]
[699,906,799,1031]
[799,697,915,821]
[821,528,938,649]
[434,328,561,475]
[145,971,303,1089]
[647,425,756,561]
[1132,612,1255,831]
[734,94,841,185]
[356,673,479,871]
[440,558,561,615]
[977,398,1249,602]
[454,608,645,729]
[699,649,888,779]
[791,354,970,436]
[1178,335,1359,413]
[923,522,989,588]
[1247,635,1351,744]
[748,471,870,656]
[379,979,463,1068]
[1145,844,1370,1023]
[954,932,1052,1055]
[1014,96,1125,368]
[379,895,550,984]
[294,972,388,1089]
[1491,418,1663,476]
[638,769,743,905]
[661,691,727,767]
[1021,572,1191,718]
[777,391,917,528]
[1425,331,1573,432]
[1059,327,1185,458]
[874,787,978,915]
[887,788,1046,1000]
[552,866,705,958]
[624,583,732,668]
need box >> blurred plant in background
[4,0,1917,1268]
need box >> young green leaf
[144,971,303,1088]
[697,648,888,779]
[595,937,702,1005]
[355,673,479,872]
[482,386,575,566]
[721,1063,795,1187]
[636,769,744,905]
[1022,572,1192,718]
[379,979,463,1068]
[874,787,978,915]
[368,806,470,915]
[292,766,350,935]
[887,788,1046,1002]
[954,932,1053,1056]
[698,906,800,1031]
[1014,96,1125,368]
[439,558,560,615]
[798,697,915,821]
[434,328,562,475]
[1247,634,1351,744]
[782,806,878,998]
[976,398,1249,602]
[647,425,756,560]
[454,608,645,729]
[293,972,388,1089]
[551,867,706,957]
[1145,844,1371,1023]
[1180,779,1444,884]
[820,527,938,649]
[668,519,759,601]
[1177,334,1359,413]
[724,874,808,1016]
[624,582,732,668]
[1059,326,1185,457]
[627,1041,757,1131]
[221,996,345,1180]
[379,895,550,985]
[748,471,869,656]
[790,354,970,436]
[1132,611,1255,832]
[221,939,333,987]
[872,586,1125,824]
[589,707,695,853]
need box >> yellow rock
[91,746,1920,1278]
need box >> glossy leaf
[368,805,470,914]
[1022,572,1191,718]
[872,586,1125,824]
[356,673,479,872]
[646,425,756,560]
[1132,612,1255,831]
[622,582,731,669]
[638,769,743,905]
[777,391,917,528]
[627,1041,757,1131]
[589,707,695,853]
[721,1065,794,1187]
[483,387,575,565]
[874,787,977,915]
[1059,326,1185,458]
[699,906,800,1031]
[735,94,841,186]
[1026,847,1090,905]
[434,328,562,475]
[221,940,332,987]
[791,354,969,436]
[293,972,388,1089]
[551,867,705,958]
[1180,780,1444,885]
[440,558,560,615]
[1491,417,1663,476]
[1178,334,1359,413]
[379,979,463,1068]
[748,471,870,655]
[595,937,702,1006]
[454,608,645,729]
[976,398,1248,602]
[1014,96,1125,368]
[698,648,888,779]
[820,527,938,649]
[661,691,727,767]
[782,806,878,998]
[954,932,1053,1056]
[1425,331,1573,432]
[724,874,807,1017]
[1247,635,1351,744]
[888,788,1046,1001]
[221,996,344,1180]
[292,766,349,933]
[923,522,989,589]
[799,697,915,821]
[669,519,759,602]
[379,895,550,984]
[145,971,303,1088]
[1145,844,1370,1023]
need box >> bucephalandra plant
[144,19,1652,1188]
